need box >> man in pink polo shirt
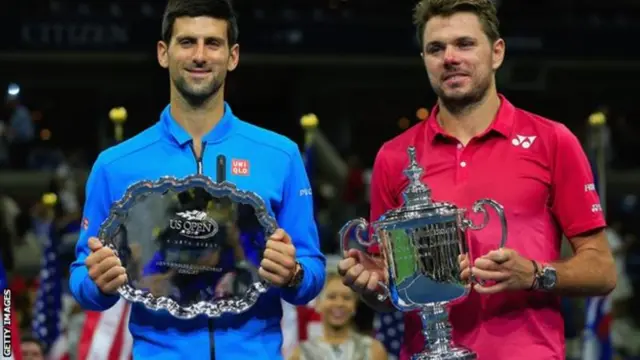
[337,0,616,359]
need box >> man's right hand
[337,248,386,296]
[85,237,127,295]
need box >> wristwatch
[286,262,304,288]
[532,261,557,291]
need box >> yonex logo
[512,135,537,149]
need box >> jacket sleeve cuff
[87,276,120,309]
[73,270,120,311]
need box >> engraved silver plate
[339,146,508,360]
[98,174,277,319]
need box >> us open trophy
[98,174,277,319]
[340,147,507,360]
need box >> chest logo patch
[512,135,536,149]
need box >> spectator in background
[5,90,35,169]
[49,163,81,229]
[43,159,83,269]
[0,192,19,276]
[12,211,41,277]
[288,272,387,360]
[11,277,39,334]
[21,335,45,360]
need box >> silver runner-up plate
[97,174,277,320]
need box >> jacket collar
[160,102,236,146]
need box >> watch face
[542,268,557,289]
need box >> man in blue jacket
[68,0,326,359]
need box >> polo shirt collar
[426,94,515,143]
[160,102,236,146]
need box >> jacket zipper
[192,145,205,175]
[189,142,215,360]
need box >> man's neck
[322,323,352,345]
[170,90,225,152]
[437,87,501,145]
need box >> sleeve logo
[299,188,312,196]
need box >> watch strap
[529,260,539,290]
[286,262,303,288]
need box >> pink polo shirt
[369,95,606,360]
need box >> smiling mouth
[443,73,468,81]
[329,308,348,319]
[186,69,212,76]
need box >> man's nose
[192,42,206,64]
[443,46,461,66]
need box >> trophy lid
[376,146,458,226]
[402,146,432,206]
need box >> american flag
[374,311,405,360]
[582,296,612,360]
[46,298,133,360]
[31,216,133,360]
[32,219,63,352]
[76,300,133,360]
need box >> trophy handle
[338,218,390,302]
[462,198,508,248]
[462,199,508,286]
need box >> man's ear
[157,40,169,69]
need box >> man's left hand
[472,248,536,294]
[259,229,298,287]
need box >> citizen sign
[169,211,219,240]
[21,22,129,47]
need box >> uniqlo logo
[231,159,249,176]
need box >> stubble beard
[173,74,225,108]
[432,74,491,115]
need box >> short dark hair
[413,0,500,49]
[161,0,239,46]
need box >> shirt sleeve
[550,124,606,238]
[68,155,120,311]
[368,145,398,254]
[278,146,326,305]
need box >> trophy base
[411,347,477,360]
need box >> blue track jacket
[69,103,326,360]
